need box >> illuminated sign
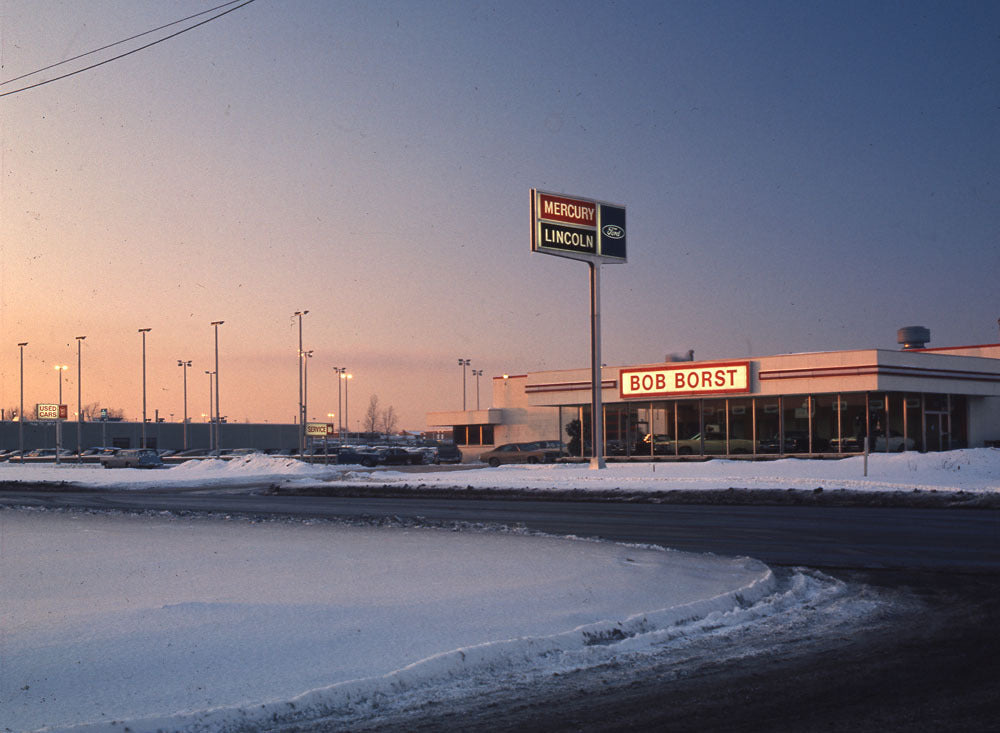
[306,422,333,437]
[620,362,750,399]
[531,189,627,263]
[36,403,67,420]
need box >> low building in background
[429,336,1000,461]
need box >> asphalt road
[2,486,998,731]
[2,488,997,571]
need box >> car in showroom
[478,442,564,467]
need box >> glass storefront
[562,391,967,458]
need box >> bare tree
[364,394,381,433]
[381,405,398,435]
[82,402,125,421]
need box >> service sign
[36,403,67,420]
[306,422,333,437]
[620,362,751,399]
[531,189,627,264]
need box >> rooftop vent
[897,326,930,350]
[665,349,695,362]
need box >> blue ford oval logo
[602,224,624,239]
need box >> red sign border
[619,361,752,399]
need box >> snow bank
[0,510,799,733]
[2,448,998,494]
[371,448,1000,494]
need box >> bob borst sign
[530,189,627,264]
[620,361,750,399]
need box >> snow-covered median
[2,510,789,732]
[2,448,998,494]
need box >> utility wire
[1,0,248,87]
[0,0,257,98]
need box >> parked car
[637,434,674,455]
[673,432,754,455]
[175,448,210,458]
[875,432,916,452]
[758,431,813,454]
[433,442,463,464]
[100,448,164,469]
[377,447,425,466]
[828,436,864,452]
[336,447,379,467]
[479,442,563,467]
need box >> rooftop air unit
[897,326,930,350]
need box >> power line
[0,0,257,99]
[1,0,248,87]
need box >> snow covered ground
[1,450,995,732]
[4,509,808,733]
[1,447,997,494]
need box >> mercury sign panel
[620,362,751,399]
[531,189,626,263]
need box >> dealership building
[428,331,1000,461]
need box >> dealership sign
[306,422,334,437]
[620,362,751,399]
[530,189,627,264]
[36,403,67,420]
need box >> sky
[1,1,997,430]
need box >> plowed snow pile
[0,510,798,732]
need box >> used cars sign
[36,403,67,420]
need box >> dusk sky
[2,1,997,430]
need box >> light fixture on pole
[178,360,192,450]
[54,364,68,464]
[458,358,471,410]
[472,369,483,410]
[18,342,27,461]
[341,371,353,442]
[293,311,309,453]
[76,336,85,461]
[211,321,224,451]
[138,328,151,448]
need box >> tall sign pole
[589,261,604,468]
[531,189,627,469]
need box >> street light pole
[18,342,27,461]
[333,367,345,440]
[54,364,67,464]
[76,336,85,461]
[303,350,314,425]
[205,370,214,450]
[138,328,151,448]
[294,311,309,453]
[472,369,483,410]
[458,358,470,410]
[342,372,352,443]
[211,321,223,450]
[178,360,192,450]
